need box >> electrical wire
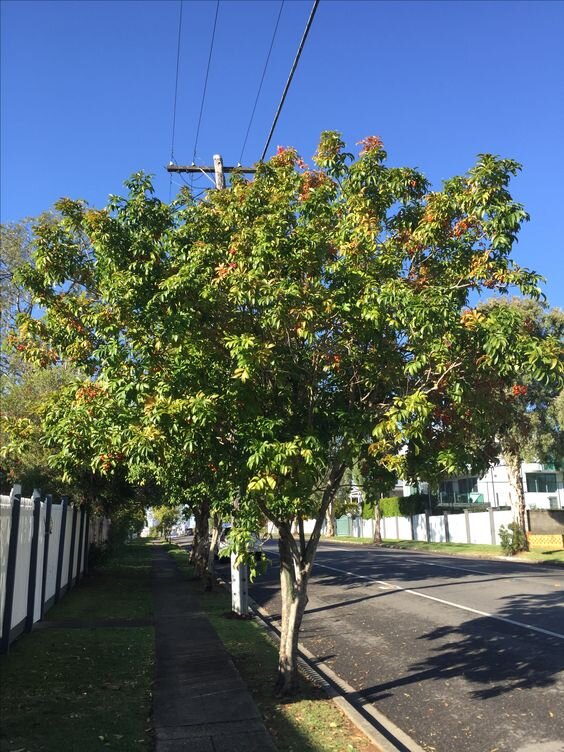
[192,0,220,164]
[170,0,184,164]
[169,0,184,201]
[238,1,284,165]
[260,0,320,162]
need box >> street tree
[12,134,562,694]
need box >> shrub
[379,495,427,517]
[498,522,527,555]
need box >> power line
[170,0,184,164]
[260,0,320,162]
[238,1,285,165]
[192,0,220,164]
[169,0,184,201]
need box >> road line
[313,561,564,641]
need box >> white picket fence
[0,489,110,652]
[346,508,514,544]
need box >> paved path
[151,545,276,752]
[245,542,564,752]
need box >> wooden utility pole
[169,154,250,614]
[166,159,256,184]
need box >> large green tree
[12,133,562,693]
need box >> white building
[400,460,563,510]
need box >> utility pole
[168,154,251,615]
[166,159,256,187]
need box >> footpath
[151,545,277,752]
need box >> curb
[248,598,426,752]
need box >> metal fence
[0,488,110,653]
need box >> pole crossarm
[166,164,257,174]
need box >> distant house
[397,460,563,511]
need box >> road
[243,542,564,752]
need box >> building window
[458,477,478,494]
[526,473,557,493]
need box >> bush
[498,522,527,555]
[379,495,427,518]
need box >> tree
[476,299,563,542]
[13,134,561,694]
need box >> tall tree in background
[478,299,563,542]
[11,133,562,693]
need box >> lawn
[320,535,564,565]
[0,540,154,752]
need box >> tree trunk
[204,515,221,591]
[191,497,210,576]
[274,461,346,695]
[505,450,529,550]
[373,501,382,544]
[325,500,336,537]
[275,525,311,695]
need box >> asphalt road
[243,542,564,752]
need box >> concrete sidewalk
[151,545,277,752]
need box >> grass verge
[0,540,154,752]
[167,546,378,752]
[320,535,564,565]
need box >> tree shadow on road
[359,589,564,703]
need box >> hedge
[379,495,428,517]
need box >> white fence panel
[11,499,34,633]
[60,508,74,590]
[0,497,12,638]
[429,514,447,542]
[71,511,81,583]
[447,513,467,543]
[361,518,374,538]
[397,516,413,540]
[33,503,47,622]
[413,513,427,541]
[45,505,62,602]
[492,509,514,543]
[469,511,492,544]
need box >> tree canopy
[9,132,563,691]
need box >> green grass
[0,540,154,752]
[168,546,377,752]
[46,540,153,621]
[321,535,564,565]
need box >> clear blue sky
[2,0,563,308]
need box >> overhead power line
[260,0,320,162]
[169,0,184,200]
[239,1,285,165]
[192,0,220,164]
[169,0,184,164]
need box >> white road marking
[313,561,564,641]
[402,558,497,576]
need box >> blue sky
[2,0,563,308]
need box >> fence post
[55,497,68,603]
[464,509,471,544]
[443,511,450,543]
[25,492,42,633]
[40,495,53,618]
[488,506,496,545]
[425,511,431,542]
[67,505,78,591]
[1,493,22,654]
[84,509,90,575]
[76,507,86,582]
[395,515,400,540]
